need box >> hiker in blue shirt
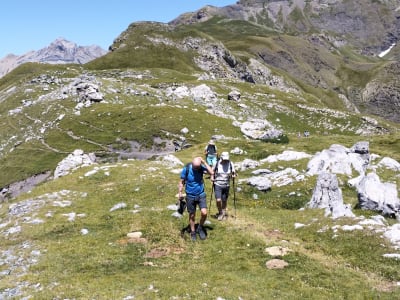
[178,156,213,241]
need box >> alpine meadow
[1,0,400,299]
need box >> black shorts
[214,185,230,202]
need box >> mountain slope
[168,0,400,122]
[0,1,400,298]
[0,38,107,78]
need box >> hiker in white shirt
[211,152,236,220]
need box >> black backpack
[206,144,216,155]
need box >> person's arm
[231,163,237,177]
[200,157,214,176]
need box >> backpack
[214,159,233,176]
[206,144,216,155]
[183,163,191,182]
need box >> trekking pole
[233,176,236,219]
[209,181,214,215]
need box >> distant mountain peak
[0,38,107,78]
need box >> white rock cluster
[54,149,96,178]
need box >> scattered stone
[110,202,127,212]
[294,223,306,229]
[228,90,241,101]
[265,259,289,269]
[265,246,291,256]
[383,253,400,260]
[127,232,143,239]
[230,147,245,155]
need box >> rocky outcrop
[239,119,284,141]
[356,173,400,217]
[307,172,354,219]
[307,142,370,176]
[361,61,400,123]
[54,149,96,178]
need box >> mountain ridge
[0,37,107,78]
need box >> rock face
[307,172,354,219]
[0,38,107,78]
[169,0,400,123]
[171,0,400,54]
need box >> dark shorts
[214,185,230,202]
[186,192,207,214]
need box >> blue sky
[0,0,235,58]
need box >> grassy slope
[2,135,400,298]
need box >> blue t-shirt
[180,164,206,196]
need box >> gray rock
[228,90,241,101]
[240,119,283,140]
[377,157,400,171]
[247,176,272,191]
[307,172,354,219]
[307,143,369,176]
[54,149,96,178]
[357,173,400,216]
[236,158,260,171]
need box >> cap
[208,140,215,145]
[220,152,229,160]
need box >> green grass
[2,154,400,299]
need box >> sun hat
[208,140,215,145]
[220,151,229,160]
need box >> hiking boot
[190,231,197,241]
[217,213,224,221]
[197,225,207,240]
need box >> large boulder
[247,176,272,191]
[307,172,354,219]
[357,172,400,216]
[75,81,103,102]
[307,142,370,176]
[377,157,400,171]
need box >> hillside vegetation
[1,0,400,298]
